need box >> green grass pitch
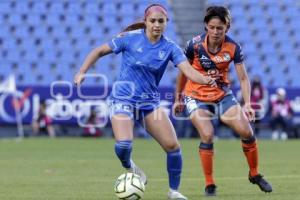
[0,138,299,200]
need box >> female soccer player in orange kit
[174,6,272,196]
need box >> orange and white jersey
[183,33,244,102]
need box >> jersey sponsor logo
[199,54,214,69]
[200,55,209,60]
[213,53,231,63]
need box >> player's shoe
[248,173,272,193]
[127,160,147,185]
[205,184,217,196]
[167,189,188,200]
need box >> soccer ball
[114,172,145,200]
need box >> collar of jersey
[142,30,164,48]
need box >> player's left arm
[235,63,255,121]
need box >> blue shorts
[184,92,238,117]
[108,99,159,121]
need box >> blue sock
[167,148,182,190]
[115,140,132,169]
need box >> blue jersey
[108,29,186,106]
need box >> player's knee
[163,142,180,152]
[201,132,214,143]
[240,128,253,138]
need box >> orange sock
[199,143,214,186]
[241,137,258,177]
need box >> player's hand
[173,96,185,116]
[205,76,218,87]
[243,104,255,122]
[74,72,85,86]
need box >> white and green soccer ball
[114,172,145,200]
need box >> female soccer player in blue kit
[74,4,216,199]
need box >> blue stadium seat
[14,1,29,13]
[70,26,85,38]
[270,17,285,30]
[274,30,291,42]
[119,16,135,28]
[64,14,79,26]
[247,5,264,18]
[102,2,117,15]
[8,13,23,25]
[51,26,66,38]
[26,14,40,26]
[31,2,48,14]
[260,43,276,55]
[230,5,244,18]
[48,2,64,13]
[84,15,99,27]
[266,5,282,18]
[0,61,13,75]
[264,56,280,67]
[84,2,100,14]
[24,50,39,61]
[33,26,48,38]
[14,26,30,38]
[235,29,252,43]
[250,17,267,30]
[102,16,117,30]
[43,50,56,62]
[119,3,135,15]
[66,3,82,14]
[284,6,300,18]
[0,2,10,13]
[20,38,35,50]
[233,17,249,30]
[206,0,224,4]
[242,42,256,55]
[46,14,61,26]
[254,30,272,43]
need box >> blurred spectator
[250,76,269,135]
[270,88,293,140]
[32,101,56,137]
[290,97,300,138]
[82,110,103,137]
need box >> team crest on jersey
[223,53,231,61]
[158,50,166,60]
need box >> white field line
[100,174,300,182]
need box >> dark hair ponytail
[121,21,145,32]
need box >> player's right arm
[74,44,113,85]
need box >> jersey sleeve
[233,43,244,64]
[184,39,194,61]
[108,33,129,54]
[170,43,187,66]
